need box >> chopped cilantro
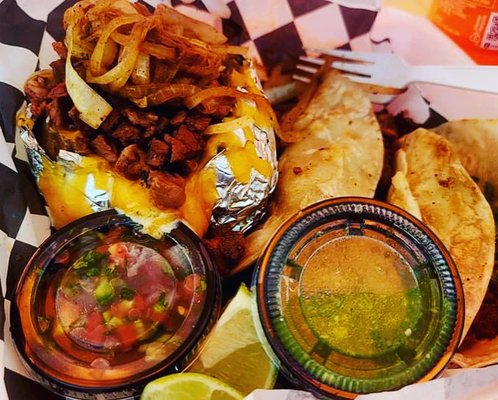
[153,292,168,313]
[120,287,136,300]
[73,250,109,278]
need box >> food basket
[0,0,497,399]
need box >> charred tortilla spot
[293,166,302,175]
[438,177,454,188]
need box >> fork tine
[341,74,375,85]
[332,61,372,77]
[296,64,319,74]
[298,55,325,66]
[308,48,379,63]
[292,74,311,83]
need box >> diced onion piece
[184,86,242,109]
[147,84,200,106]
[252,94,282,139]
[112,32,177,62]
[211,45,249,57]
[63,0,92,28]
[88,0,138,16]
[155,4,227,45]
[65,25,112,129]
[88,14,143,77]
[131,53,150,84]
[112,0,140,14]
[89,19,151,92]
[119,83,160,99]
[204,115,253,135]
[141,42,177,61]
[71,38,94,59]
[101,39,118,69]
[131,97,148,108]
[87,0,116,15]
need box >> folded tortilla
[434,119,498,215]
[233,70,384,272]
[387,128,495,341]
[432,119,498,367]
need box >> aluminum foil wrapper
[18,108,111,214]
[213,61,278,231]
[17,90,278,234]
[211,123,277,232]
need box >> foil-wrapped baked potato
[18,0,278,272]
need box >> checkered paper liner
[0,1,497,399]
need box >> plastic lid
[12,210,220,399]
[254,198,464,398]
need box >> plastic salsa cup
[253,197,464,399]
[11,210,220,399]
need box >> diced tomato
[182,273,201,294]
[110,303,124,318]
[147,307,166,324]
[110,300,133,318]
[115,324,137,347]
[44,281,58,319]
[108,243,129,268]
[85,324,107,346]
[86,311,104,332]
[176,273,202,305]
[133,294,145,311]
[54,249,71,264]
[95,244,109,254]
[128,308,140,321]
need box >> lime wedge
[141,372,243,400]
[189,284,277,395]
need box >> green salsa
[296,235,423,358]
[301,288,422,357]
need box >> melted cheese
[180,64,275,235]
[39,63,276,238]
[39,155,178,237]
[180,168,218,236]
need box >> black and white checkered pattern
[3,0,450,398]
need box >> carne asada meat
[146,139,170,169]
[91,135,118,163]
[114,144,148,180]
[147,171,186,209]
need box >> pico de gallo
[15,214,217,393]
[56,241,187,351]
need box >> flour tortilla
[387,128,495,341]
[233,70,384,273]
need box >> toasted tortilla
[432,119,498,368]
[232,70,384,273]
[434,119,498,215]
[387,128,495,341]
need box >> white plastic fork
[296,49,498,95]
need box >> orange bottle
[429,0,498,65]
